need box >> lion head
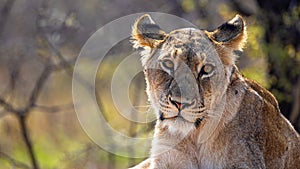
[131,14,247,134]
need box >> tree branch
[0,151,31,169]
[41,33,94,90]
[18,115,38,169]
[32,103,74,113]
[0,97,17,113]
[25,66,52,113]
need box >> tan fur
[131,14,166,49]
[129,14,300,169]
[205,15,247,65]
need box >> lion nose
[169,96,183,110]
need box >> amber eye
[162,59,174,70]
[200,64,214,76]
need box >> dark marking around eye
[159,113,165,121]
[164,77,174,91]
[162,59,174,70]
[195,118,203,127]
[199,64,214,77]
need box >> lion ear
[206,15,247,65]
[131,14,167,49]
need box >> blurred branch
[0,40,94,169]
[43,35,74,74]
[41,33,93,90]
[25,66,52,113]
[1,56,23,97]
[12,66,54,169]
[0,97,17,113]
[0,58,53,169]
[0,151,31,169]
[32,103,74,113]
[18,115,38,169]
[51,58,77,71]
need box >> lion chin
[161,116,196,136]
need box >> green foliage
[264,42,299,103]
[217,3,235,19]
[181,0,195,12]
[246,23,265,58]
[241,65,269,88]
[237,18,269,88]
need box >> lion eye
[200,64,214,77]
[203,64,213,74]
[162,59,174,70]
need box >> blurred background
[0,0,299,168]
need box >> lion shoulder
[244,78,278,109]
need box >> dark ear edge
[131,14,167,49]
[206,14,247,51]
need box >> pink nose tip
[174,101,182,110]
[170,99,182,110]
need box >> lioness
[129,14,300,169]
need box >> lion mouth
[159,111,205,128]
[159,109,206,123]
[158,98,206,125]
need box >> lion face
[131,14,247,133]
[142,29,226,132]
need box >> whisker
[160,107,168,112]
[207,112,222,119]
[159,101,173,110]
[160,105,169,109]
[133,105,151,108]
[160,109,170,114]
[184,107,206,112]
[160,107,173,113]
[184,112,206,117]
[159,100,169,107]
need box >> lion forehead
[167,28,211,46]
[161,28,216,60]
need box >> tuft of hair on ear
[205,14,247,65]
[131,14,167,49]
